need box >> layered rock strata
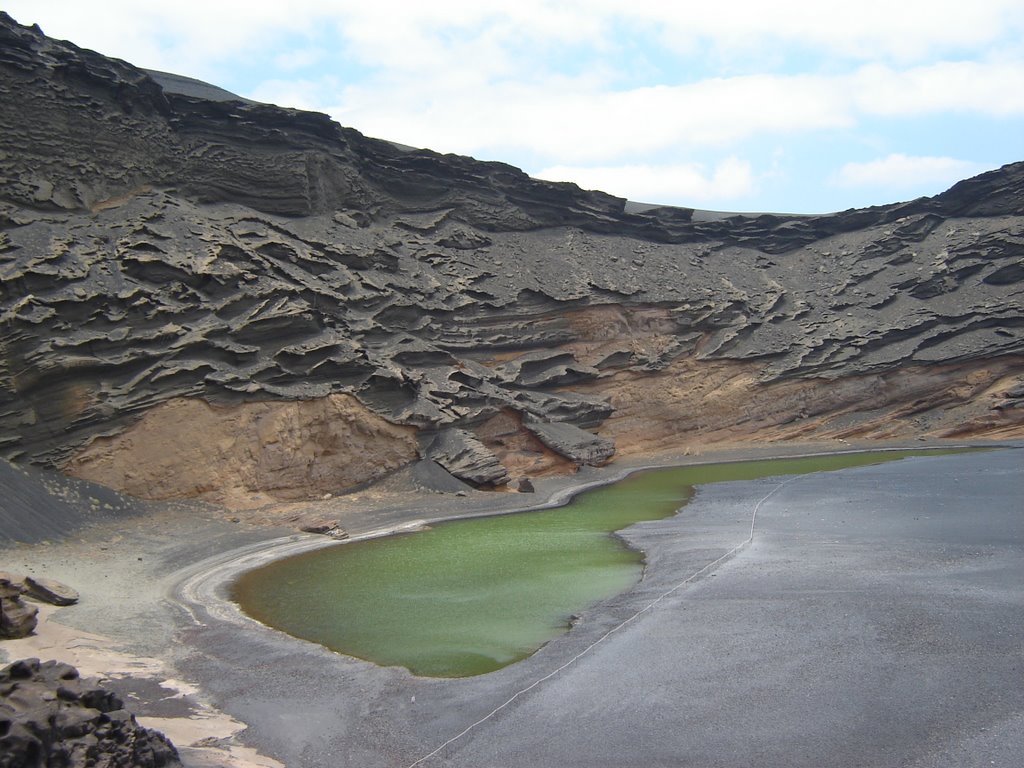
[0,13,1022,502]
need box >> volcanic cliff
[1,13,1022,507]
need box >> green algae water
[233,449,966,677]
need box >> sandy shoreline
[1,438,1016,767]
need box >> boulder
[0,575,37,639]
[0,658,181,767]
[300,520,349,539]
[23,575,80,606]
[426,429,511,487]
[523,417,616,467]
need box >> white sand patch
[1,603,281,768]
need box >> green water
[233,449,965,677]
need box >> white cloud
[250,78,342,111]
[328,73,851,163]
[273,48,327,73]
[833,154,986,189]
[853,60,1024,116]
[9,0,1023,82]
[617,0,1024,62]
[535,157,755,204]
[327,54,1024,164]
[3,1,327,79]
[8,2,1024,135]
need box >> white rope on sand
[405,473,802,767]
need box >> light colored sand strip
[0,603,281,768]
[173,520,429,630]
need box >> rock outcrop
[0,12,1021,502]
[427,429,511,487]
[22,575,79,606]
[0,658,181,767]
[0,575,37,639]
[523,416,616,467]
[61,395,419,507]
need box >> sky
[7,1,1024,213]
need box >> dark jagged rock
[299,520,349,539]
[0,12,1021,503]
[0,575,37,638]
[516,478,536,493]
[497,351,600,388]
[0,658,181,767]
[523,416,616,467]
[0,571,79,607]
[23,575,80,606]
[426,429,511,487]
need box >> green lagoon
[233,449,965,677]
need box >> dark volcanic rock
[426,429,511,487]
[0,575,37,638]
[524,416,616,467]
[406,459,476,494]
[299,520,349,539]
[0,12,1021,500]
[0,658,181,767]
[23,575,80,606]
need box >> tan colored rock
[0,576,38,638]
[575,355,1024,456]
[472,409,576,478]
[23,576,79,606]
[64,395,419,509]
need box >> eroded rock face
[427,429,511,487]
[63,395,419,507]
[0,658,181,768]
[0,13,1022,502]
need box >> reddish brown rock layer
[64,395,418,508]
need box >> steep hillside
[1,13,1022,506]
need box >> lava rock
[0,658,181,767]
[299,520,349,539]
[0,575,37,638]
[23,576,79,606]
[524,417,616,467]
[426,429,511,487]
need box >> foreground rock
[22,575,80,606]
[0,576,37,639]
[0,658,181,767]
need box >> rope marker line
[405,473,802,768]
